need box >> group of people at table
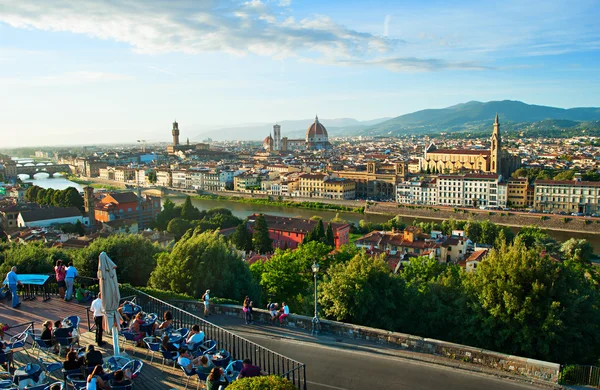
[63,345,133,389]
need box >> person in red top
[237,358,267,379]
[54,260,67,299]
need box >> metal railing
[560,365,600,387]
[120,286,307,390]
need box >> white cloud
[383,14,391,37]
[0,0,485,72]
[278,0,291,6]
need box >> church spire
[495,112,499,124]
[315,114,319,123]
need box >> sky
[0,0,599,147]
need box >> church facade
[263,116,331,152]
[420,114,520,178]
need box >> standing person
[54,260,67,299]
[279,302,289,324]
[243,297,250,324]
[202,289,211,317]
[90,293,105,347]
[247,301,254,325]
[64,262,78,301]
[6,266,23,309]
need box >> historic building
[421,114,520,177]
[334,161,407,199]
[533,179,600,214]
[263,116,332,152]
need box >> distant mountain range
[188,100,600,141]
[360,100,600,136]
[191,117,392,141]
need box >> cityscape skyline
[1,0,599,147]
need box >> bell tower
[172,121,180,146]
[490,113,501,174]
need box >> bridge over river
[15,162,71,178]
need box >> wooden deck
[1,298,204,389]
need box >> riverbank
[67,175,126,190]
[191,193,365,213]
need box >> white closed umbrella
[97,251,122,356]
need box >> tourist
[186,324,205,350]
[111,369,132,386]
[206,366,229,390]
[247,301,254,325]
[202,289,211,317]
[195,355,214,375]
[84,345,103,368]
[76,283,92,303]
[54,260,67,299]
[86,365,110,390]
[243,297,251,324]
[177,348,205,376]
[40,320,58,354]
[64,262,78,301]
[90,293,105,346]
[237,358,267,379]
[63,350,84,371]
[157,310,173,334]
[117,301,131,327]
[268,302,279,323]
[6,266,23,308]
[129,312,146,347]
[279,302,290,324]
[161,334,177,352]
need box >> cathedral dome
[306,115,328,142]
[263,134,273,151]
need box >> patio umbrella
[97,251,122,356]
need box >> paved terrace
[0,299,200,389]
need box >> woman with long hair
[54,260,66,299]
[157,310,173,334]
[243,296,251,325]
[86,365,110,389]
[129,312,146,347]
[206,366,229,390]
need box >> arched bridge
[16,163,72,178]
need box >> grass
[67,175,122,190]
[349,233,363,244]
[192,194,365,213]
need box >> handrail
[4,321,35,339]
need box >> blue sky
[0,0,599,146]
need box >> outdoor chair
[37,358,63,377]
[179,365,200,390]
[32,338,54,358]
[119,331,139,355]
[225,359,243,380]
[65,374,86,390]
[61,368,82,388]
[109,383,132,390]
[7,330,31,357]
[198,340,217,355]
[44,383,63,390]
[159,349,179,368]
[174,328,189,340]
[54,336,77,356]
[24,383,51,390]
[121,359,143,380]
[0,379,16,390]
[143,337,161,364]
[106,356,131,372]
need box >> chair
[198,340,217,355]
[121,359,143,380]
[32,338,55,358]
[119,331,139,355]
[54,336,77,356]
[174,328,189,340]
[65,374,86,390]
[0,380,16,390]
[109,383,132,390]
[179,366,200,390]
[143,337,161,364]
[7,330,31,357]
[62,317,80,332]
[159,349,179,368]
[106,356,131,372]
[37,358,63,377]
[24,383,51,390]
[61,368,81,389]
[44,383,63,390]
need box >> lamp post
[311,262,320,336]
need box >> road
[208,315,552,390]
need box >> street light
[311,262,320,336]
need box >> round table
[14,364,43,384]
[207,351,231,367]
[169,332,183,344]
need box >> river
[19,173,85,192]
[171,196,600,253]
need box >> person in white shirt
[177,348,204,375]
[186,324,205,350]
[202,289,210,317]
[90,293,105,347]
[64,262,78,301]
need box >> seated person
[75,284,92,303]
[177,348,205,376]
[128,312,146,347]
[87,365,110,390]
[161,334,178,352]
[41,320,59,354]
[268,302,279,322]
[237,359,267,379]
[63,350,84,371]
[157,311,173,334]
[185,324,205,350]
[84,345,103,368]
[53,320,73,351]
[118,301,132,327]
[111,369,132,386]
[206,366,229,390]
[195,355,214,375]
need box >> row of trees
[25,185,84,210]
[511,167,600,183]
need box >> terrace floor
[0,298,205,389]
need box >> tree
[232,222,253,252]
[75,220,85,236]
[252,214,272,254]
[0,243,73,275]
[36,188,47,204]
[227,376,295,390]
[561,238,594,263]
[149,230,257,301]
[147,170,157,184]
[153,198,182,231]
[320,252,402,329]
[63,187,84,210]
[167,218,193,241]
[180,196,201,221]
[553,170,575,181]
[517,226,559,253]
[462,238,600,364]
[25,186,40,202]
[463,220,482,244]
[325,223,335,247]
[75,234,162,286]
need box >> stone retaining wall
[173,300,561,384]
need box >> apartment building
[507,178,529,207]
[534,179,600,214]
[298,173,327,198]
[437,174,500,207]
[396,179,437,205]
[323,178,356,200]
[171,170,189,188]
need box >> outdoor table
[2,274,51,301]
[169,332,183,345]
[105,356,131,371]
[207,350,231,367]
[14,364,43,384]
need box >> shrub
[584,220,592,225]
[540,216,548,221]
[563,217,571,223]
[227,376,296,390]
